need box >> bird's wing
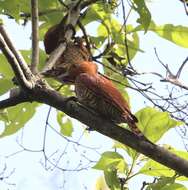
[76,73,137,122]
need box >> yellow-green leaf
[0,102,38,138]
[132,0,151,32]
[57,111,73,137]
[104,168,121,190]
[140,148,188,180]
[150,22,188,48]
[136,107,183,142]
[93,151,127,173]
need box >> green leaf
[132,0,151,32]
[104,168,121,190]
[146,176,187,190]
[93,151,125,190]
[160,183,187,190]
[135,107,183,142]
[133,22,188,48]
[57,111,73,137]
[93,151,127,173]
[82,3,113,26]
[0,53,14,77]
[0,0,28,21]
[0,53,15,95]
[0,102,38,138]
[140,159,174,177]
[113,141,137,160]
[146,176,175,190]
[0,79,14,95]
[149,22,188,48]
[140,148,188,180]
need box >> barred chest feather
[75,74,135,124]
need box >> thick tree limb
[31,0,39,74]
[29,84,188,177]
[1,82,188,177]
[0,92,29,109]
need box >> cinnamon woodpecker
[43,24,91,83]
[62,61,145,138]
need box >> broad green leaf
[0,53,15,95]
[132,22,188,48]
[0,102,38,138]
[132,0,151,32]
[0,79,14,95]
[140,148,188,180]
[149,22,188,48]
[57,111,73,137]
[82,3,114,26]
[140,159,175,177]
[0,53,14,77]
[146,176,175,190]
[104,168,121,190]
[0,0,62,22]
[147,179,186,190]
[135,107,183,142]
[113,141,137,160]
[160,183,187,190]
[93,151,127,173]
[81,5,103,26]
[0,0,29,21]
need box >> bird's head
[59,61,98,83]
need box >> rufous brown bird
[62,61,145,138]
[43,24,91,83]
[42,39,91,83]
[43,24,145,139]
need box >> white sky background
[0,0,188,189]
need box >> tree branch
[31,0,39,74]
[42,0,82,73]
[0,24,34,81]
[26,84,188,178]
[1,82,188,176]
[0,33,33,89]
[0,92,29,109]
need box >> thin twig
[77,20,91,56]
[31,0,39,74]
[154,48,175,78]
[121,0,134,70]
[176,56,188,78]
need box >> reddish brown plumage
[43,25,91,83]
[44,24,60,54]
[43,26,144,137]
[64,61,144,138]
